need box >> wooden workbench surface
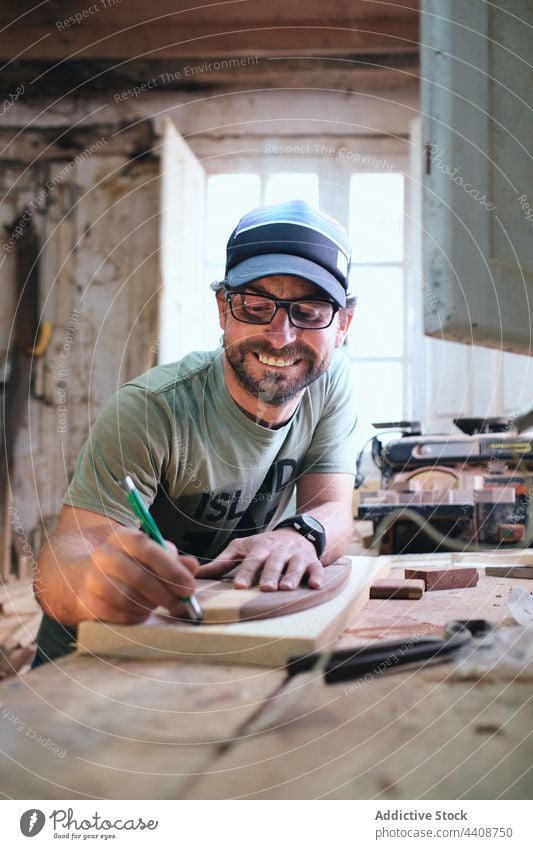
[0,657,285,799]
[185,571,533,800]
[0,569,532,800]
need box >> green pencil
[118,475,203,624]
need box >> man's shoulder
[310,347,351,395]
[124,349,218,398]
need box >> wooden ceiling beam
[0,3,419,61]
[0,54,419,99]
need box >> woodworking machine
[357,418,533,554]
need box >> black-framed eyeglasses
[224,289,339,329]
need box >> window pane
[348,267,404,358]
[501,351,533,411]
[350,361,404,431]
[206,174,261,265]
[349,173,404,262]
[264,173,319,207]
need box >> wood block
[485,565,533,579]
[455,551,533,567]
[78,556,390,667]
[370,578,425,600]
[404,567,479,592]
[0,580,34,605]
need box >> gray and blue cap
[225,199,352,307]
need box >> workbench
[0,560,531,800]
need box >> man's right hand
[35,506,199,626]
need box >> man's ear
[335,310,354,347]
[215,289,228,330]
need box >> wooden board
[392,551,533,570]
[78,556,389,668]
[183,560,351,624]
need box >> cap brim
[225,254,347,307]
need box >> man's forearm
[34,534,95,624]
[296,500,354,565]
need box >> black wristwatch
[273,513,326,558]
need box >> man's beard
[223,335,332,406]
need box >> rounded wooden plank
[195,558,352,624]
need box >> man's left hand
[196,529,324,591]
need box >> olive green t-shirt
[34,347,357,664]
[64,347,358,558]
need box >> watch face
[275,514,326,556]
[299,514,324,534]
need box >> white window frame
[347,160,411,426]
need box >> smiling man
[34,199,358,663]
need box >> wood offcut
[404,566,479,591]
